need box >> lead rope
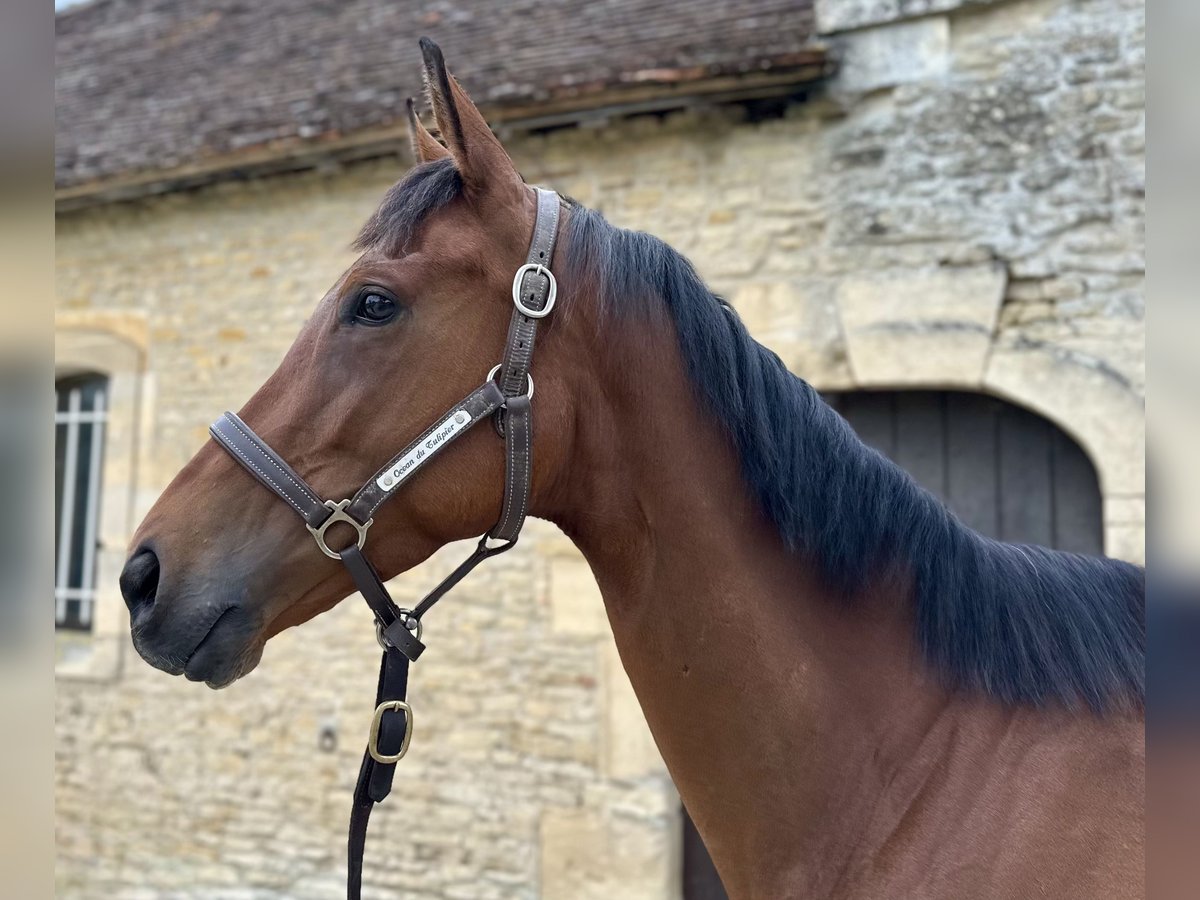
[207,188,561,900]
[340,535,512,899]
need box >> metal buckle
[511,263,557,318]
[487,364,533,400]
[306,499,373,560]
[368,699,413,764]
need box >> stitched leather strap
[490,393,532,543]
[487,188,559,542]
[341,545,425,662]
[496,188,560,400]
[210,412,328,527]
[347,381,505,524]
[347,648,410,899]
[212,380,505,539]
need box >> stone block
[55,310,149,352]
[832,18,950,93]
[540,807,679,900]
[846,325,995,387]
[817,0,1001,33]
[548,552,609,636]
[837,266,1006,387]
[733,281,855,390]
[984,343,1145,496]
[951,0,1060,72]
[817,0,899,32]
[839,266,1006,333]
[1103,495,1145,524]
[601,637,666,780]
[1104,523,1144,565]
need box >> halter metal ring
[487,364,533,400]
[511,263,557,318]
[375,611,423,651]
[306,499,373,560]
[368,699,413,764]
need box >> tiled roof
[56,0,823,194]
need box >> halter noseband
[208,187,561,899]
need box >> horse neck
[537,308,956,896]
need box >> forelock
[354,157,464,256]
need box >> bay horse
[120,40,1145,899]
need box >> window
[55,373,108,631]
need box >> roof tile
[56,0,820,189]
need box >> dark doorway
[828,390,1102,553]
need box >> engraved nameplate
[376,409,470,492]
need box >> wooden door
[828,391,1102,553]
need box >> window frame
[54,315,151,681]
[54,372,110,632]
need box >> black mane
[356,167,1144,712]
[562,204,1144,713]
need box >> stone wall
[54,0,1144,896]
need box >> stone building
[54,0,1144,896]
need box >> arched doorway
[682,389,1105,898]
[828,390,1102,553]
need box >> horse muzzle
[121,545,263,688]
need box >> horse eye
[354,290,398,325]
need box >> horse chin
[132,600,267,690]
[186,639,264,690]
[181,618,265,689]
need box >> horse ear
[406,97,450,164]
[418,38,521,196]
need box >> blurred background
[47,0,1153,897]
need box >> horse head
[120,40,584,688]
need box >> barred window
[55,373,108,631]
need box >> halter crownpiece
[207,187,561,900]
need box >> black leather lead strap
[340,544,425,662]
[347,647,409,899]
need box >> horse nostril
[120,548,161,621]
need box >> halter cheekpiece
[208,187,562,900]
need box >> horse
[119,39,1145,900]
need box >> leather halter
[208,187,561,900]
